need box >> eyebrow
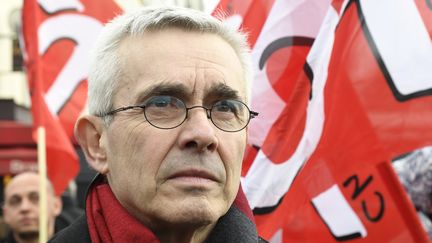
[206,83,242,102]
[9,195,21,200]
[135,83,190,104]
[135,82,242,104]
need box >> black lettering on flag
[362,191,385,222]
[343,174,373,200]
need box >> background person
[2,172,62,243]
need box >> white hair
[87,6,252,122]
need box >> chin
[163,198,227,227]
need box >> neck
[156,222,216,243]
[13,226,53,243]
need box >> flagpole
[37,126,48,243]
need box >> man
[2,172,62,243]
[51,6,263,242]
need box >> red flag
[343,0,432,158]
[215,0,431,242]
[21,0,121,195]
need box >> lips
[168,169,219,183]
[20,217,36,225]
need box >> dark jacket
[0,233,18,243]
[55,193,84,232]
[49,214,91,243]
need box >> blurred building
[0,0,212,209]
[0,0,218,239]
[0,0,33,208]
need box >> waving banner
[21,0,121,195]
[215,0,432,242]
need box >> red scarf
[86,180,160,243]
[85,177,255,243]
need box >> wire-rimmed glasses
[99,95,258,132]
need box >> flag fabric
[21,0,121,195]
[214,0,432,242]
[341,0,432,158]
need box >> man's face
[3,173,61,238]
[101,29,247,229]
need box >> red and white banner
[21,0,121,195]
[214,0,432,242]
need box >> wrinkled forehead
[115,29,246,105]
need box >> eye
[147,96,171,107]
[145,96,183,109]
[8,196,22,207]
[214,100,239,114]
[28,192,39,205]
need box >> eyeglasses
[99,95,258,132]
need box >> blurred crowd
[393,146,432,238]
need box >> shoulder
[0,233,17,243]
[49,214,91,243]
[206,206,266,242]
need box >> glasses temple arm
[250,111,259,119]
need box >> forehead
[116,29,246,104]
[5,175,40,198]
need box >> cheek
[3,209,13,224]
[106,122,155,173]
[219,136,245,207]
[106,124,177,192]
[219,132,247,184]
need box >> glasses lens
[144,96,186,129]
[211,100,249,132]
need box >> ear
[75,115,109,174]
[52,196,63,217]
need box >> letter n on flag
[21,0,121,195]
[214,0,431,242]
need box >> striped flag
[214,0,432,241]
[21,0,121,195]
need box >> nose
[177,107,218,152]
[19,198,33,212]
